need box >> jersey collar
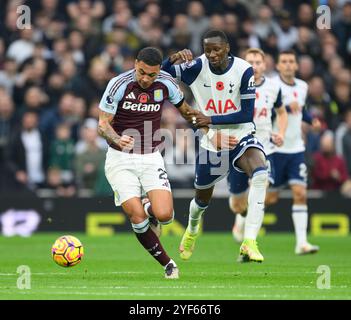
[208,54,234,75]
[255,76,266,87]
[279,75,296,86]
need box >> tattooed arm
[98,110,134,151]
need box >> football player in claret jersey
[265,50,320,255]
[98,47,201,279]
[163,30,269,263]
[229,48,288,246]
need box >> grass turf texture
[0,233,350,300]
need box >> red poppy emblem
[139,93,149,103]
[216,81,224,91]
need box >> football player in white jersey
[265,50,320,255]
[163,30,269,262]
[229,48,288,246]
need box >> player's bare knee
[292,187,307,204]
[230,197,247,215]
[153,208,174,224]
[265,192,279,206]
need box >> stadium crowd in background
[0,0,350,196]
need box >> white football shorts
[104,147,172,206]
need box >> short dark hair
[277,49,297,62]
[202,30,228,43]
[136,47,163,66]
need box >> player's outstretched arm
[162,49,201,86]
[98,110,134,151]
[272,105,288,147]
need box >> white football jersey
[164,54,256,152]
[273,76,308,154]
[254,77,283,156]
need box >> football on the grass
[52,235,84,267]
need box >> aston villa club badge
[154,89,163,102]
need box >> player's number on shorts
[158,168,168,181]
[299,163,307,182]
[239,137,258,147]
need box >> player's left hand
[311,118,322,131]
[187,110,211,127]
[271,132,284,147]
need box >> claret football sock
[132,219,170,266]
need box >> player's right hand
[289,101,301,114]
[118,135,134,151]
[170,49,193,63]
[211,131,238,151]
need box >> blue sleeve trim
[274,89,282,108]
[161,57,202,85]
[302,107,313,124]
[240,67,255,96]
[161,58,177,78]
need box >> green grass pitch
[0,233,350,300]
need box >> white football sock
[234,214,246,231]
[188,198,208,234]
[292,204,308,247]
[244,169,268,240]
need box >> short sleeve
[99,77,127,114]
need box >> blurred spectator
[46,167,77,197]
[39,91,78,141]
[18,86,49,119]
[342,110,351,176]
[332,1,351,65]
[223,13,240,55]
[215,0,250,22]
[67,30,86,66]
[187,1,210,55]
[306,76,337,130]
[254,5,277,41]
[0,57,17,95]
[293,27,321,60]
[72,58,109,104]
[208,14,225,30]
[74,118,106,190]
[311,131,348,191]
[0,90,17,162]
[333,81,351,116]
[58,58,80,91]
[49,123,76,183]
[273,10,298,51]
[8,111,49,190]
[67,0,106,21]
[6,29,35,64]
[296,3,315,29]
[102,0,134,34]
[297,55,314,82]
[166,14,192,52]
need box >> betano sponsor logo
[121,101,161,112]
